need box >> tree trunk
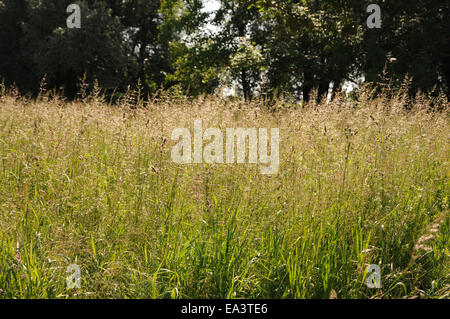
[241,69,251,100]
[317,80,329,103]
[303,72,313,102]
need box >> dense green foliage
[0,0,448,99]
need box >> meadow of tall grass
[0,85,448,299]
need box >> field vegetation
[0,86,448,298]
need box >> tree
[0,0,29,91]
[360,0,449,97]
[211,0,263,99]
[0,0,447,99]
[22,1,133,98]
[256,0,362,102]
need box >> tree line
[0,0,448,101]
